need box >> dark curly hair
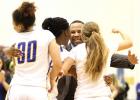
[42,17,69,38]
[12,2,36,31]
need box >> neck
[56,37,67,46]
[18,26,33,33]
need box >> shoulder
[72,43,85,51]
[35,29,54,36]
[69,43,86,60]
[77,43,85,48]
[34,29,55,42]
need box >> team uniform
[68,35,119,100]
[6,29,55,100]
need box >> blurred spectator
[136,83,140,100]
[0,56,12,100]
[110,74,129,100]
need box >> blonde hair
[82,22,108,81]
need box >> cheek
[70,35,75,39]
[71,34,74,37]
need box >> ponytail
[83,22,108,81]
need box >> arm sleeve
[110,54,135,69]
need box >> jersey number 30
[17,40,37,64]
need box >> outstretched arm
[112,29,133,51]
[63,57,75,75]
[110,29,137,69]
[110,51,138,69]
[0,45,21,57]
[48,39,62,92]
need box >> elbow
[62,68,68,75]
[125,37,133,48]
[57,63,63,71]
[53,63,62,72]
[126,39,133,48]
[128,41,133,48]
[130,42,133,47]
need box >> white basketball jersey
[10,29,55,88]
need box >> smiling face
[70,22,84,46]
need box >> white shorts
[6,85,48,100]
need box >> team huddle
[0,1,138,100]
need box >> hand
[0,71,5,83]
[112,28,121,34]
[4,44,22,57]
[48,79,56,93]
[104,75,113,86]
[58,70,64,76]
[128,50,138,64]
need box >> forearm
[119,31,130,40]
[119,32,133,49]
[110,54,135,69]
[50,64,62,80]
[63,57,75,75]
[2,80,10,91]
[112,29,133,50]
[49,67,60,91]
